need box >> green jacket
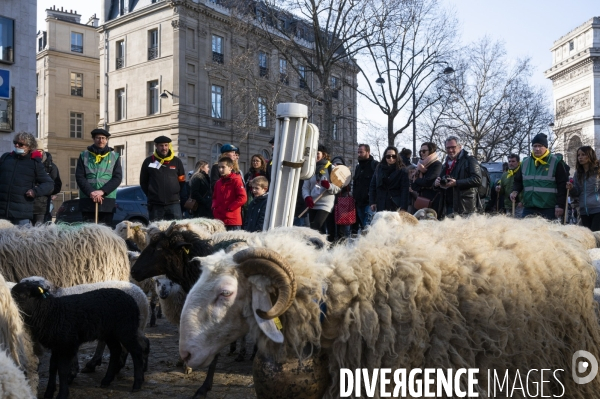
[78,150,120,200]
[521,154,562,209]
[497,168,522,209]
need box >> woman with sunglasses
[411,142,443,213]
[566,146,600,231]
[369,146,409,213]
[0,132,54,226]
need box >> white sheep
[179,213,600,398]
[152,275,186,326]
[128,250,161,326]
[0,223,130,286]
[0,350,35,399]
[0,273,38,395]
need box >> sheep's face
[179,254,250,369]
[131,231,191,282]
[11,281,50,316]
[154,277,175,300]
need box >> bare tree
[358,120,388,161]
[354,0,457,150]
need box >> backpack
[478,163,491,199]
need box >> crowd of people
[1,128,600,235]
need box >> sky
[36,0,598,150]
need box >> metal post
[412,82,416,159]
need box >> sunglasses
[445,146,457,150]
[419,150,428,154]
[13,142,27,147]
[385,154,397,159]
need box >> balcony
[212,52,224,64]
[71,44,83,53]
[213,119,226,127]
[148,46,158,61]
[259,66,269,78]
[116,57,124,69]
[71,87,83,97]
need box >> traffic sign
[0,69,9,99]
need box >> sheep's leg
[56,355,74,399]
[121,336,145,392]
[235,336,247,362]
[100,338,122,388]
[250,344,258,361]
[228,341,236,355]
[142,336,150,372]
[192,354,219,399]
[155,291,162,319]
[44,352,59,399]
[68,354,79,384]
[118,344,129,372]
[149,299,157,327]
[81,340,105,373]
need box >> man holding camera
[434,136,482,218]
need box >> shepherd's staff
[95,202,99,224]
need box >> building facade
[0,0,36,153]
[545,17,600,170]
[99,0,358,186]
[36,7,100,195]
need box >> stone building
[545,17,600,170]
[36,7,100,194]
[0,0,36,153]
[99,0,358,185]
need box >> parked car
[56,185,149,227]
[481,162,505,212]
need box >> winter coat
[353,156,378,207]
[570,170,600,216]
[369,163,410,212]
[244,169,268,199]
[243,194,268,232]
[302,161,341,212]
[0,151,54,220]
[75,145,123,213]
[33,152,62,215]
[140,154,185,206]
[439,149,482,216]
[212,173,247,226]
[411,159,442,201]
[190,172,213,218]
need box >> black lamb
[11,282,146,399]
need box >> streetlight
[376,64,454,162]
[160,90,173,99]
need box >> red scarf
[445,158,457,175]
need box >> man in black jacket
[0,132,54,226]
[140,135,186,221]
[434,136,482,218]
[353,144,378,227]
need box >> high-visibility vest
[79,150,119,199]
[521,153,562,209]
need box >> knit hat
[531,133,548,148]
[318,144,329,155]
[91,128,110,138]
[154,135,172,144]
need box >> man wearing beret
[75,128,123,225]
[210,143,243,191]
[140,135,186,221]
[510,133,569,220]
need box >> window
[69,158,78,189]
[114,145,126,185]
[35,113,39,137]
[148,29,158,60]
[279,59,288,85]
[187,84,196,105]
[331,76,339,99]
[70,112,83,138]
[146,141,155,156]
[71,32,83,53]
[148,81,159,115]
[258,97,267,127]
[211,143,223,165]
[261,149,270,160]
[188,156,196,171]
[116,40,125,69]
[299,65,307,89]
[36,73,39,95]
[116,89,125,121]
[70,72,83,96]
[569,40,574,51]
[212,35,224,64]
[259,51,268,77]
[187,63,196,74]
[0,16,14,63]
[332,118,338,140]
[37,32,47,53]
[211,85,223,119]
[187,28,195,50]
[0,93,13,131]
[188,138,196,145]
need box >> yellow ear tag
[132,226,140,232]
[183,247,190,255]
[38,287,44,294]
[273,317,283,330]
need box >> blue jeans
[522,207,556,221]
[7,218,31,226]
[149,203,183,222]
[293,216,307,226]
[356,205,373,227]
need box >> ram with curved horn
[180,212,600,398]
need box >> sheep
[0,350,35,399]
[153,275,186,326]
[0,223,130,286]
[21,276,150,374]
[114,220,148,250]
[413,207,438,220]
[0,273,38,396]
[0,219,15,229]
[179,212,600,399]
[11,281,147,399]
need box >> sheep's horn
[165,221,177,236]
[233,247,296,320]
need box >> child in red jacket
[212,156,247,230]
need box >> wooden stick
[298,193,325,218]
[512,199,515,218]
[95,202,99,224]
[564,188,570,224]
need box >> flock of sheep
[2,212,600,398]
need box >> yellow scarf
[154,143,175,164]
[88,150,110,164]
[532,149,550,167]
[318,161,332,175]
[507,163,521,178]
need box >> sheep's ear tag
[251,289,284,343]
[183,247,190,255]
[133,226,140,232]
[38,287,47,298]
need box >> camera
[440,176,449,187]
